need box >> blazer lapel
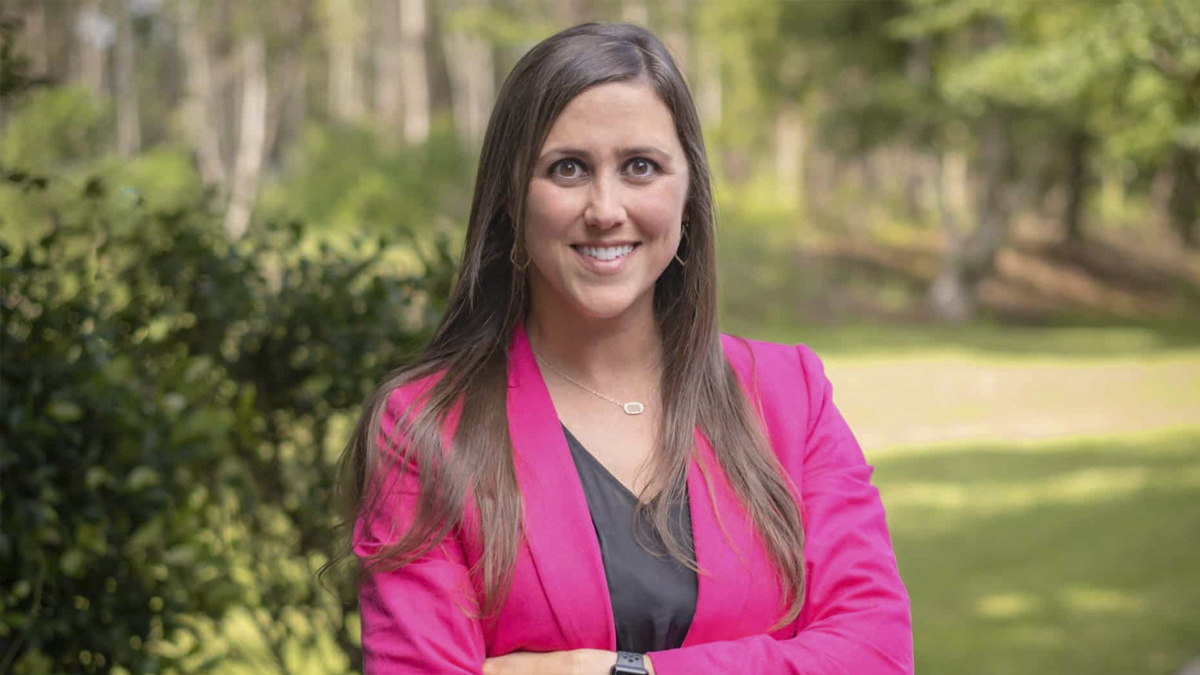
[506,325,616,649]
[504,326,765,649]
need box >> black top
[563,425,697,652]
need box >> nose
[583,176,626,230]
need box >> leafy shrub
[1,164,454,673]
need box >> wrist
[571,649,618,675]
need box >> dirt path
[824,353,1200,453]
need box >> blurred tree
[223,31,268,240]
[441,0,496,147]
[177,0,228,189]
[323,0,367,124]
[73,0,111,101]
[399,0,430,144]
[924,0,1200,246]
[374,0,404,146]
[747,0,1199,318]
[113,0,139,157]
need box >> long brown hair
[330,22,806,626]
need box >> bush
[0,163,454,672]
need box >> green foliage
[0,87,109,172]
[0,162,454,673]
[259,121,474,238]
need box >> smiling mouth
[572,243,638,262]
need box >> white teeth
[577,244,635,261]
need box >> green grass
[721,318,1200,360]
[728,319,1200,673]
[875,429,1200,675]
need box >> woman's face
[523,80,689,324]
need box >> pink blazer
[355,325,913,674]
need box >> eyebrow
[538,146,674,163]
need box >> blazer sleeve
[354,387,486,674]
[648,344,913,675]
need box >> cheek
[629,181,687,236]
[524,182,578,236]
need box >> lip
[572,240,640,248]
[571,242,639,275]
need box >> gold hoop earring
[510,239,531,272]
[674,218,690,267]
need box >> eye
[625,158,659,179]
[549,159,586,180]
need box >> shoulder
[379,367,455,444]
[719,333,837,455]
[719,333,827,393]
[384,369,442,413]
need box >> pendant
[623,402,645,415]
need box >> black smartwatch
[611,651,648,675]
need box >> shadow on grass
[874,430,1200,675]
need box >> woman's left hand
[482,649,656,675]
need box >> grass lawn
[875,429,1200,675]
[724,319,1200,673]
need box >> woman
[336,22,912,675]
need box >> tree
[442,0,496,147]
[399,0,430,145]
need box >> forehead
[539,81,682,153]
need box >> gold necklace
[532,352,646,415]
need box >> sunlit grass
[809,340,1199,451]
[876,429,1200,675]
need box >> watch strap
[611,651,648,675]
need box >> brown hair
[330,22,806,627]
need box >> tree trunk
[1168,146,1199,248]
[22,0,50,77]
[179,0,227,188]
[224,35,268,241]
[114,0,141,157]
[399,0,430,144]
[263,41,306,172]
[904,150,937,222]
[74,0,110,101]
[662,0,688,74]
[326,0,364,123]
[442,0,494,148]
[694,41,721,127]
[1063,128,1089,242]
[279,62,308,155]
[374,0,404,144]
[929,115,1015,321]
[774,104,804,207]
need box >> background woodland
[2,1,1198,674]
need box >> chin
[566,289,649,322]
[571,300,637,321]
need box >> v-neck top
[562,425,697,652]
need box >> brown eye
[627,158,657,178]
[551,160,584,180]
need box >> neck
[524,298,662,395]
